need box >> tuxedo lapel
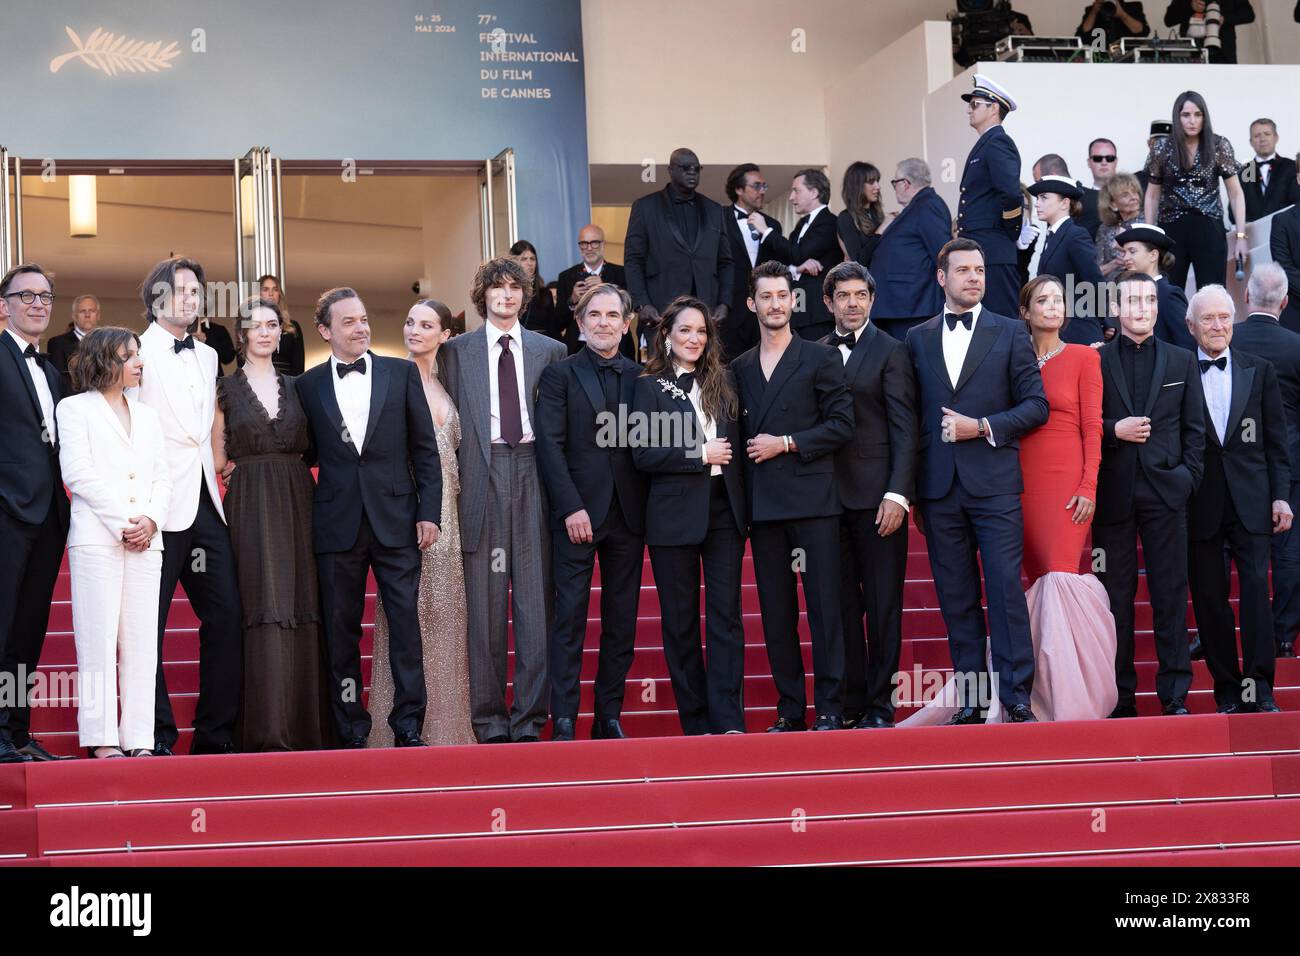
[922,319,950,393]
[317,365,360,457]
[359,352,389,454]
[954,318,998,394]
[522,328,548,416]
[573,347,605,415]
[658,189,690,253]
[1225,354,1253,444]
[462,328,492,464]
[843,323,876,383]
[1103,343,1135,416]
[1,332,45,430]
[753,335,802,430]
[1141,339,1170,416]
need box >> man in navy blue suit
[956,74,1025,319]
[905,238,1049,722]
[871,158,953,343]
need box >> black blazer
[1154,275,1195,352]
[45,327,80,375]
[765,207,842,332]
[732,334,854,522]
[0,331,70,528]
[624,186,734,313]
[1242,156,1300,223]
[535,347,648,534]
[630,371,746,546]
[1271,206,1300,304]
[1231,312,1300,476]
[554,261,633,356]
[1076,186,1102,242]
[1097,335,1205,521]
[820,323,918,509]
[298,353,442,553]
[836,209,880,267]
[1036,218,1107,343]
[721,207,784,360]
[1189,348,1290,539]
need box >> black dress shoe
[1006,704,1038,723]
[842,710,865,729]
[766,717,807,733]
[1216,702,1242,714]
[191,741,238,755]
[483,734,511,744]
[341,736,367,749]
[1161,698,1190,716]
[857,715,894,729]
[514,734,540,742]
[0,739,33,763]
[1188,634,1205,660]
[944,707,985,726]
[1108,703,1138,719]
[551,717,576,741]
[1280,641,1296,659]
[17,739,64,761]
[811,715,844,731]
[1256,700,1282,713]
[591,718,627,740]
[151,743,176,756]
[393,730,427,747]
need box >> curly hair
[470,256,533,320]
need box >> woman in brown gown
[213,296,332,751]
[369,300,475,746]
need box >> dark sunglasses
[1090,154,1117,163]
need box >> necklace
[1036,344,1065,368]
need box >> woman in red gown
[1016,275,1117,721]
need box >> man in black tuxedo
[905,239,1048,723]
[722,163,784,361]
[1094,272,1204,717]
[733,260,854,731]
[765,168,841,342]
[554,224,634,358]
[624,148,734,339]
[0,265,70,762]
[298,287,442,747]
[45,293,100,391]
[536,284,648,740]
[1241,120,1300,223]
[1270,188,1300,334]
[1235,263,1300,657]
[1185,284,1292,713]
[820,262,917,729]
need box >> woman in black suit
[510,240,560,340]
[632,296,747,735]
[836,161,885,266]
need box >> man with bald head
[555,224,633,357]
[1185,284,1291,713]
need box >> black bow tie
[595,357,621,372]
[1199,356,1227,373]
[829,331,857,349]
[945,312,973,331]
[173,335,195,354]
[1257,158,1274,167]
[675,372,695,393]
[336,357,367,378]
[22,343,47,368]
[735,208,749,219]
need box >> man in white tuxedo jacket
[131,257,242,755]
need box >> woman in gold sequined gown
[369,301,475,746]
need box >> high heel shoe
[85,746,126,759]
[125,749,153,757]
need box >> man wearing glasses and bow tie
[134,256,243,755]
[905,239,1048,724]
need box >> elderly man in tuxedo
[1185,285,1292,713]
[439,257,567,743]
[1094,272,1205,718]
[1234,263,1300,657]
[905,238,1049,723]
[0,264,71,762]
[297,287,442,747]
[870,159,953,344]
[133,256,242,755]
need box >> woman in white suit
[57,328,171,758]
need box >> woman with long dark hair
[837,161,886,265]
[1143,90,1248,290]
[510,239,560,340]
[632,296,748,734]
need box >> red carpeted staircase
[2,522,1298,866]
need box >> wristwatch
[977,418,987,438]
[1236,232,1247,240]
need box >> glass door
[0,147,24,273]
[477,148,517,259]
[233,146,283,295]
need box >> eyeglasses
[577,240,604,248]
[4,291,55,306]
[1090,155,1117,163]
[890,177,910,187]
[671,164,702,174]
[745,182,769,192]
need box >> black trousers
[1189,496,1276,708]
[840,505,908,722]
[648,478,746,734]
[750,514,844,720]
[1270,480,1300,650]
[1163,212,1228,290]
[1094,472,1193,708]
[0,487,66,746]
[549,497,643,721]
[155,482,243,751]
[317,513,425,741]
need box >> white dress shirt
[733,204,772,267]
[1198,346,1231,445]
[788,205,828,281]
[833,324,911,512]
[675,363,721,477]
[7,327,56,444]
[1255,153,1277,189]
[486,319,534,444]
[330,353,373,451]
[74,326,87,341]
[940,303,997,447]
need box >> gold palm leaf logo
[49,26,182,76]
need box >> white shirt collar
[835,324,867,343]
[485,318,522,349]
[1047,216,1069,235]
[73,326,87,340]
[805,204,827,223]
[5,326,37,354]
[584,261,605,276]
[329,351,370,371]
[1256,154,1278,163]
